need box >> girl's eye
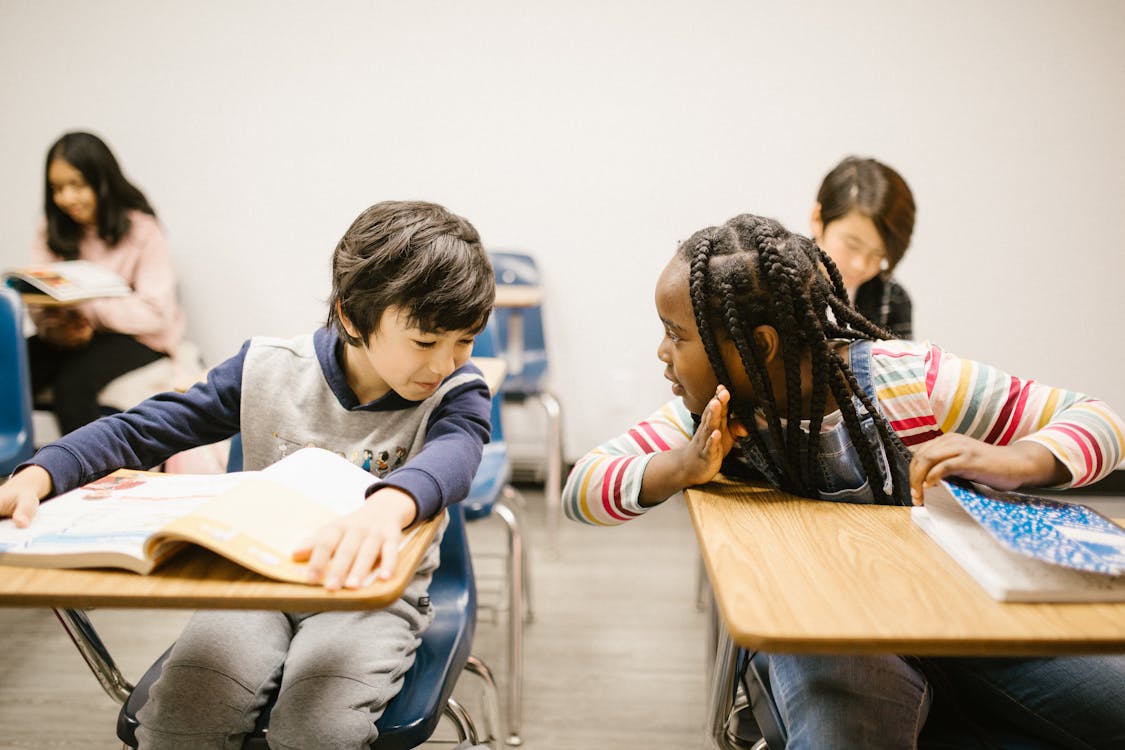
[665,330,681,343]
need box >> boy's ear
[752,325,781,364]
[337,301,361,341]
[810,202,824,242]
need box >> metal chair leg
[53,608,133,704]
[708,628,742,750]
[534,390,563,558]
[492,497,527,746]
[466,654,503,750]
[500,485,534,623]
[443,696,481,744]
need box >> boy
[0,200,496,749]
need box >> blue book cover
[943,480,1125,575]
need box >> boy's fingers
[12,494,39,528]
[376,537,399,580]
[345,536,385,589]
[304,526,343,583]
[324,529,364,591]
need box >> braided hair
[680,213,914,505]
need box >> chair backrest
[0,287,35,474]
[489,251,549,394]
[472,314,505,443]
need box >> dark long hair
[680,213,913,505]
[817,156,915,273]
[44,132,155,259]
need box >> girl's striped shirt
[564,340,1125,526]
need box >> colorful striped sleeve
[871,340,1125,487]
[563,398,695,526]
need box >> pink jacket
[31,211,185,354]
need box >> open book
[913,480,1125,602]
[0,447,410,584]
[4,260,131,303]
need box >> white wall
[2,0,1123,462]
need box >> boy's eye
[413,340,436,349]
[459,337,476,347]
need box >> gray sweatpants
[136,531,442,750]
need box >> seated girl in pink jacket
[27,131,184,433]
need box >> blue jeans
[769,653,1125,749]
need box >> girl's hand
[909,434,1070,505]
[292,487,418,591]
[675,385,748,487]
[0,466,53,527]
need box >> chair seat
[463,442,511,521]
[500,357,549,398]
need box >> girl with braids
[811,155,916,339]
[25,131,185,434]
[562,213,1125,748]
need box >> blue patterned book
[913,480,1125,602]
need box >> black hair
[679,213,914,505]
[327,200,495,344]
[817,156,915,273]
[44,131,155,259]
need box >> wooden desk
[493,285,542,308]
[685,479,1125,656]
[687,479,1125,750]
[0,512,442,613]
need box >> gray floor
[0,482,711,750]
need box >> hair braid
[675,213,916,505]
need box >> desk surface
[685,480,1125,656]
[0,512,442,612]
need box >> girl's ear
[752,325,781,364]
[810,202,824,242]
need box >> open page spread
[914,480,1125,602]
[0,447,408,583]
[4,260,131,302]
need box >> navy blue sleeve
[23,341,250,496]
[377,364,492,521]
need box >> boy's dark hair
[679,213,914,505]
[816,156,915,273]
[327,201,495,344]
[44,131,155,260]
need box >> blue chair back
[0,288,35,475]
[489,251,549,395]
[472,313,504,443]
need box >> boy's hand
[909,434,1070,505]
[0,466,53,527]
[292,487,418,591]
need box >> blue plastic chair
[0,287,35,476]
[489,250,563,555]
[468,317,533,746]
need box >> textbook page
[4,260,131,302]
